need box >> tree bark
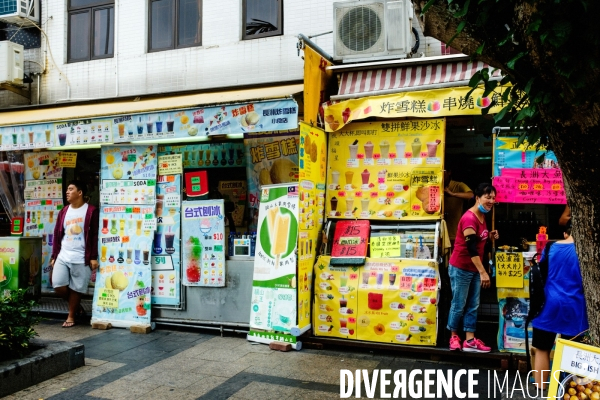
[415,0,600,343]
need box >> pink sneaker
[449,335,462,351]
[462,338,491,353]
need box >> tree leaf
[506,52,528,70]
[468,70,482,87]
[454,0,471,18]
[476,42,485,55]
[420,0,437,15]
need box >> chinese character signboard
[326,119,445,221]
[330,220,370,265]
[495,251,524,288]
[322,86,508,132]
[181,200,226,287]
[244,133,299,231]
[547,339,600,399]
[249,184,299,334]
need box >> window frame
[241,0,283,41]
[67,0,115,63]
[148,0,203,53]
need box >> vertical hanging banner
[151,174,182,305]
[92,145,157,328]
[326,120,445,221]
[297,122,327,331]
[244,132,299,231]
[181,200,226,287]
[302,44,334,126]
[23,152,64,294]
[249,183,299,335]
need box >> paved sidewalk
[3,318,539,400]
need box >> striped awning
[337,61,500,97]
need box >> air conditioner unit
[334,0,413,62]
[0,0,40,27]
[0,41,24,85]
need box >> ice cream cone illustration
[271,211,290,269]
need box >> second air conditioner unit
[333,0,413,62]
[0,0,40,27]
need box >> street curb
[0,339,85,397]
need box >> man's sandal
[62,320,76,328]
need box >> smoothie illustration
[156,117,163,133]
[380,140,390,158]
[376,272,384,286]
[349,140,359,159]
[118,123,125,139]
[362,272,370,285]
[165,232,176,254]
[331,170,340,186]
[361,169,370,185]
[345,197,355,213]
[427,140,441,157]
[58,133,67,146]
[330,197,338,212]
[345,171,354,185]
[340,297,348,308]
[389,273,397,286]
[45,129,52,142]
[166,118,175,132]
[340,274,348,288]
[137,117,144,135]
[361,198,370,212]
[364,141,374,158]
[378,169,387,183]
[411,138,422,157]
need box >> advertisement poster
[151,175,181,306]
[0,125,54,150]
[322,85,508,132]
[92,206,154,326]
[112,99,298,143]
[24,151,64,293]
[0,238,42,297]
[493,168,566,204]
[181,200,226,287]
[244,133,300,231]
[494,136,559,176]
[54,119,113,146]
[313,256,439,346]
[326,119,445,221]
[496,251,535,353]
[547,339,600,399]
[159,142,246,169]
[100,145,157,181]
[249,184,299,333]
[218,181,247,227]
[298,122,327,329]
[302,44,334,126]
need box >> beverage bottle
[251,231,256,256]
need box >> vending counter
[153,258,253,328]
[0,237,42,299]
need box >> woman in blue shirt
[532,221,588,388]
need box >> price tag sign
[143,218,157,231]
[58,152,77,167]
[97,288,119,308]
[370,235,401,258]
[495,252,524,288]
[158,154,183,175]
[331,220,370,265]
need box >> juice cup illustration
[28,131,34,144]
[156,119,163,133]
[146,120,153,134]
[364,141,374,158]
[45,130,52,142]
[134,249,141,264]
[349,140,359,159]
[137,117,144,135]
[361,198,370,212]
[136,220,142,235]
[118,123,125,138]
[427,141,440,157]
[110,219,118,234]
[331,170,340,186]
[361,169,370,185]
[165,233,175,253]
[101,245,107,262]
[340,318,348,329]
[156,194,164,217]
[58,133,67,146]
[126,249,133,264]
[49,211,54,223]
[380,140,390,158]
[362,272,370,285]
[389,273,397,286]
[345,171,354,185]
[376,273,384,286]
[340,275,348,288]
[142,250,150,265]
[411,138,422,157]
[154,231,163,253]
[345,198,355,214]
[340,297,348,308]
[166,119,174,132]
[330,196,338,212]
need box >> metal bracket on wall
[0,75,32,103]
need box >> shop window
[242,0,282,40]
[67,0,115,63]
[148,0,202,52]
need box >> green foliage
[426,0,600,149]
[0,289,40,360]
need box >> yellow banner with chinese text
[323,85,509,132]
[303,45,334,126]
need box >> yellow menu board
[326,119,445,221]
[313,256,439,345]
[495,252,524,288]
[298,122,327,330]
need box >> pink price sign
[493,168,566,204]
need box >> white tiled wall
[3,0,338,106]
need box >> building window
[149,0,202,52]
[68,0,114,63]
[242,0,282,40]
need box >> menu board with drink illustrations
[24,152,63,180]
[0,125,55,150]
[313,256,439,346]
[159,143,246,169]
[100,179,156,205]
[92,145,157,329]
[54,119,113,146]
[151,175,182,305]
[249,184,299,334]
[181,200,226,287]
[326,119,445,221]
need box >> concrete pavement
[2,318,540,400]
